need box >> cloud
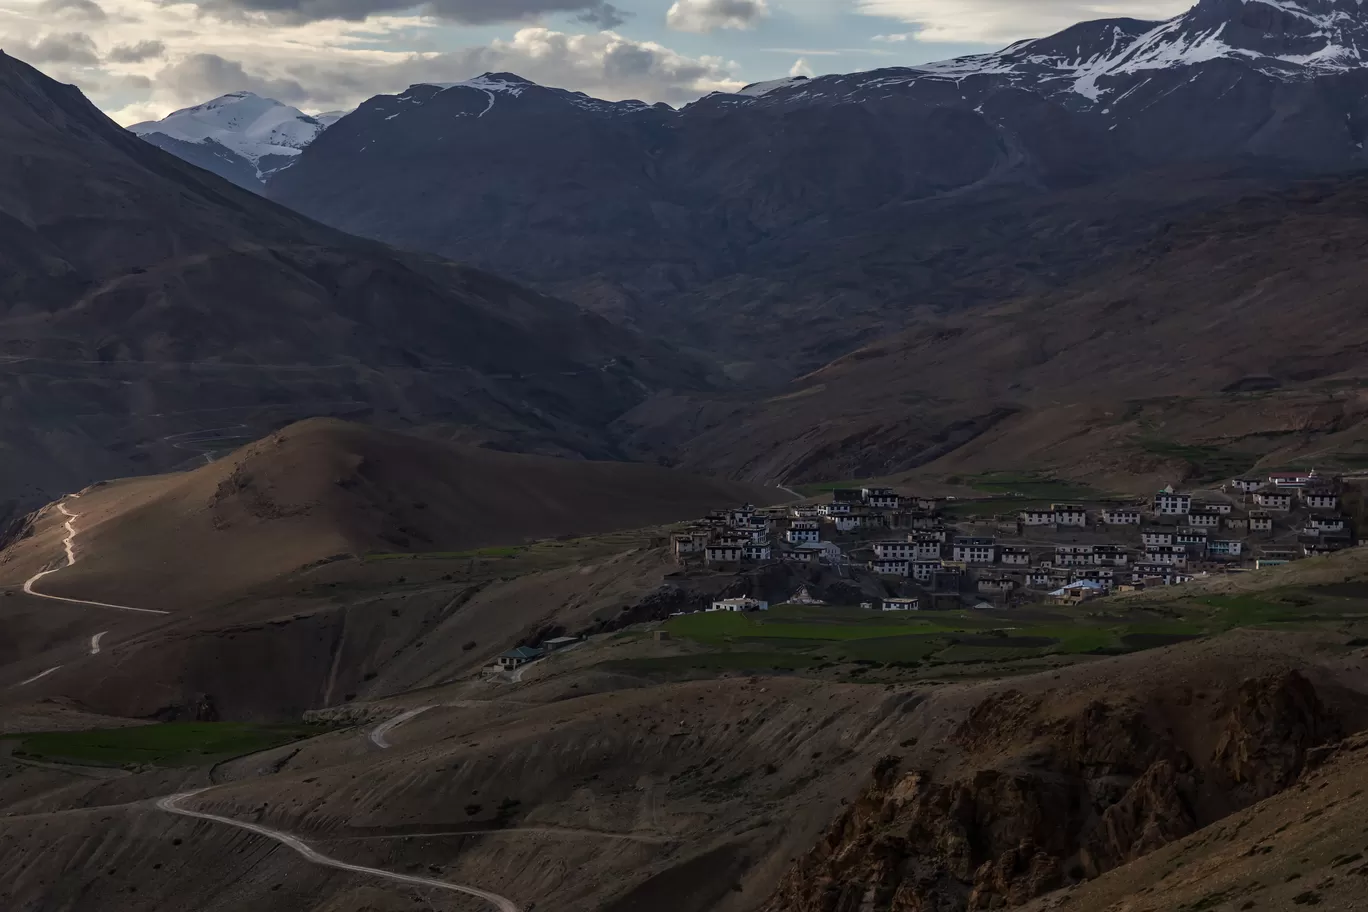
[38,0,108,21]
[154,53,312,104]
[106,39,166,62]
[7,32,101,66]
[666,0,769,34]
[854,0,1189,45]
[117,27,744,121]
[788,57,812,77]
[171,0,635,26]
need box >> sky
[0,0,1194,125]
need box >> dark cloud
[37,0,108,21]
[574,2,628,28]
[177,0,634,26]
[666,0,768,33]
[8,32,100,66]
[107,40,167,63]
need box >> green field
[964,472,1103,501]
[1137,440,1259,484]
[9,722,326,768]
[638,585,1368,680]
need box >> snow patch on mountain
[129,92,332,177]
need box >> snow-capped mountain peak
[129,92,334,173]
[921,0,1368,101]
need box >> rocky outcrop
[762,670,1340,912]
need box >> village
[668,469,1357,612]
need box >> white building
[786,520,821,544]
[873,541,916,561]
[869,558,911,577]
[862,487,900,509]
[882,597,921,612]
[1268,470,1318,488]
[1141,530,1175,547]
[1249,512,1274,532]
[952,538,997,564]
[1145,545,1188,567]
[818,501,853,516]
[1208,540,1244,557]
[1229,477,1263,494]
[1303,491,1339,510]
[912,539,942,560]
[1154,490,1192,515]
[1188,513,1221,528]
[710,598,769,613]
[911,559,942,582]
[999,547,1031,566]
[833,515,861,533]
[1053,504,1088,527]
[1020,508,1055,526]
[1254,490,1293,512]
[706,542,745,564]
[1308,516,1346,533]
[1100,509,1142,525]
[743,543,772,562]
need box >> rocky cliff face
[762,670,1341,912]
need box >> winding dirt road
[156,791,520,912]
[367,706,434,749]
[12,496,168,688]
[22,498,168,616]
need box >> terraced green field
[7,722,327,769]
[639,586,1368,680]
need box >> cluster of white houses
[669,471,1355,611]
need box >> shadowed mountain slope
[0,52,707,522]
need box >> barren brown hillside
[644,175,1368,487]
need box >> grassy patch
[10,722,325,769]
[605,653,821,674]
[965,472,1101,501]
[1137,440,1259,484]
[664,610,960,645]
[793,479,877,497]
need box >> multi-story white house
[999,547,1031,566]
[1145,545,1188,567]
[862,487,901,509]
[1100,508,1142,525]
[869,558,911,577]
[1188,513,1221,528]
[913,539,943,560]
[1141,529,1175,547]
[1020,508,1055,526]
[911,559,943,583]
[1208,540,1244,557]
[710,598,769,613]
[743,543,772,562]
[1249,511,1274,532]
[1254,490,1293,511]
[1308,515,1346,533]
[1229,477,1263,494]
[1027,569,1053,589]
[1055,545,1095,567]
[705,541,746,565]
[833,515,861,533]
[1094,545,1130,567]
[786,520,821,544]
[818,501,853,516]
[873,541,916,561]
[1053,504,1088,527]
[1154,490,1192,515]
[952,537,997,564]
[1303,490,1339,510]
